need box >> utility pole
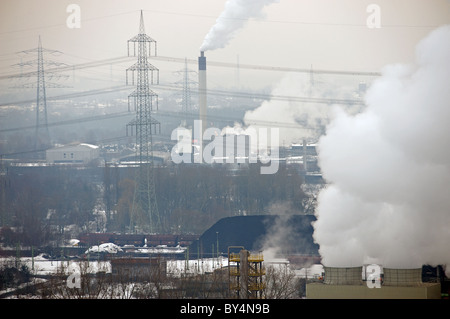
[126,11,161,233]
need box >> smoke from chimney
[200,0,279,52]
[313,25,450,274]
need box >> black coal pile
[189,215,319,258]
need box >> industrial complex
[1,3,449,303]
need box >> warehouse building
[46,143,100,164]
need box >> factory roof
[48,143,99,151]
[79,143,99,149]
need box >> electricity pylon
[13,36,68,151]
[175,58,197,127]
[0,156,8,227]
[126,11,161,233]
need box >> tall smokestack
[198,51,207,149]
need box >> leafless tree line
[2,257,306,299]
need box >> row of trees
[1,166,98,247]
[2,258,305,299]
[1,161,308,247]
[110,163,307,234]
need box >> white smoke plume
[257,202,296,261]
[236,72,362,146]
[200,0,279,52]
[313,26,450,272]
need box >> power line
[0,6,439,38]
[158,83,365,105]
[0,10,138,37]
[0,85,130,107]
[0,81,364,111]
[150,55,381,77]
[0,111,132,134]
[0,79,364,132]
[142,9,442,29]
[0,104,329,158]
[1,53,380,81]
[0,104,333,139]
[1,56,132,80]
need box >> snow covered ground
[167,256,228,277]
[13,254,323,279]
[85,243,123,254]
[136,245,186,255]
[2,241,323,279]
[18,254,110,276]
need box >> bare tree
[39,260,111,299]
[263,264,300,299]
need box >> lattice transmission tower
[13,36,68,152]
[175,58,197,127]
[126,11,162,233]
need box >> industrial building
[306,266,442,299]
[46,143,100,164]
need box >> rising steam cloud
[200,0,279,52]
[242,72,361,145]
[222,71,362,149]
[313,26,450,272]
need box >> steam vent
[306,266,441,299]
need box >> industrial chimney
[198,51,207,151]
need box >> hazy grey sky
[0,0,448,90]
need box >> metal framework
[228,247,265,299]
[13,36,67,151]
[126,11,161,233]
[0,156,8,226]
[175,58,196,127]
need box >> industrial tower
[198,51,207,153]
[126,11,161,233]
[228,247,265,299]
[13,36,67,151]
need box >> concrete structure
[198,51,207,150]
[323,266,363,285]
[46,143,99,164]
[306,266,441,299]
[307,281,441,299]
